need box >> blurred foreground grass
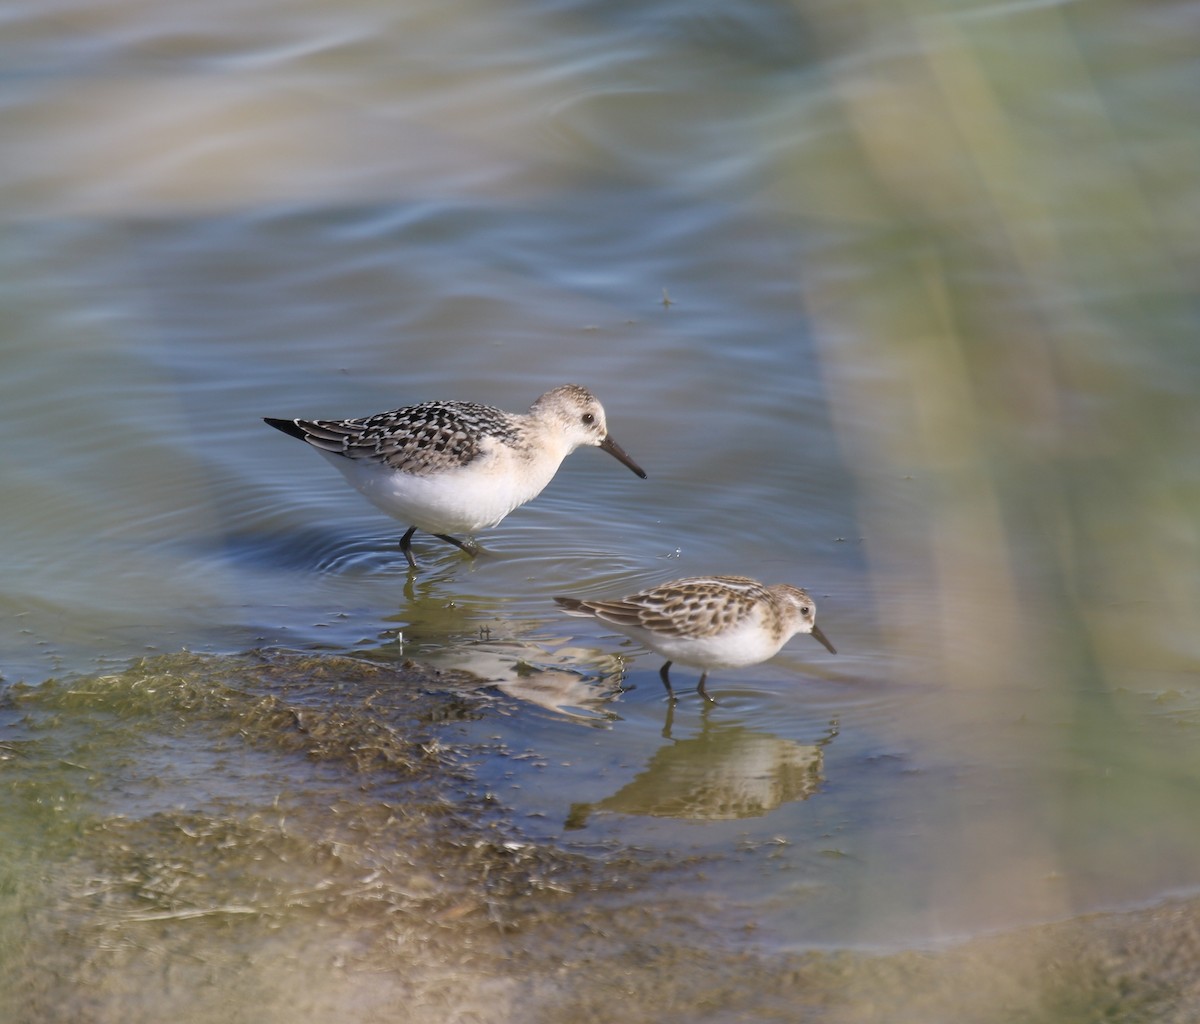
[782,0,1199,929]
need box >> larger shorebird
[265,383,646,567]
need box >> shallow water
[2,0,1199,1015]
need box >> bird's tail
[263,417,309,441]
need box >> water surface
[2,0,1198,1017]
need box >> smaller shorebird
[265,384,646,568]
[555,575,836,701]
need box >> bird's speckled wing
[286,400,524,476]
[581,576,769,639]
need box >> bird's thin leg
[658,661,677,701]
[697,672,716,704]
[433,534,479,558]
[399,526,419,569]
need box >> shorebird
[265,383,646,567]
[555,575,836,700]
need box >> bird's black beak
[811,623,837,655]
[599,435,648,479]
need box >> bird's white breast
[320,438,567,534]
[632,615,787,670]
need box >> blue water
[2,0,1199,1011]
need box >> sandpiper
[265,384,646,567]
[555,575,836,701]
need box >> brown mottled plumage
[555,575,836,701]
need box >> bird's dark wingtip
[263,417,308,441]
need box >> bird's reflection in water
[493,663,626,723]
[566,712,838,828]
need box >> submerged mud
[1,650,1197,1024]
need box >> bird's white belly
[323,450,557,534]
[637,619,784,670]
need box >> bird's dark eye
[801,606,811,615]
[582,412,595,426]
